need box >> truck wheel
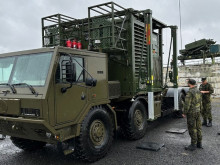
[75,106,113,162]
[10,137,46,151]
[123,100,147,140]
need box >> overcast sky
[0,0,220,63]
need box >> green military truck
[0,2,186,162]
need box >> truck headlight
[21,108,40,117]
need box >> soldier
[199,77,214,127]
[183,79,202,151]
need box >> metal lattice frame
[42,14,80,47]
[88,2,128,51]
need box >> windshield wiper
[0,83,16,94]
[12,83,37,95]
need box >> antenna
[179,0,183,49]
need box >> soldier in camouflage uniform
[183,79,203,151]
[199,77,214,127]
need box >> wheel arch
[165,87,189,98]
[82,104,117,131]
[163,87,188,110]
[103,104,117,131]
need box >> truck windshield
[0,52,53,86]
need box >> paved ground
[1,99,220,165]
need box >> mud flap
[174,88,179,111]
[148,92,154,120]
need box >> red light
[77,41,82,49]
[72,40,77,49]
[66,40,72,48]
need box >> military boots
[207,120,212,127]
[197,142,203,149]
[185,144,196,151]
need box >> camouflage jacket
[199,83,214,103]
[184,87,202,114]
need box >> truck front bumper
[0,116,59,143]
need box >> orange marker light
[55,135,60,140]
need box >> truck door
[55,55,87,124]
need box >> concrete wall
[163,63,220,96]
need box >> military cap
[201,77,206,82]
[188,79,196,85]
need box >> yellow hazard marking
[151,75,154,85]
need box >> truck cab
[0,46,111,144]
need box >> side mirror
[66,62,76,83]
[85,78,97,87]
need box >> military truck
[0,2,186,162]
[178,38,220,65]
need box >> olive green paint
[0,3,179,146]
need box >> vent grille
[134,23,147,78]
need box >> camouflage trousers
[187,112,202,145]
[201,102,212,121]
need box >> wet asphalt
[0,99,220,165]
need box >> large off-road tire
[122,100,147,140]
[75,106,114,162]
[10,137,46,151]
